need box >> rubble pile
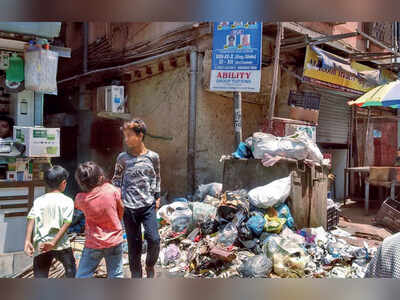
[155,184,377,279]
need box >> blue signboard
[210,21,263,92]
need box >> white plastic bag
[295,131,323,163]
[158,202,192,224]
[251,132,308,160]
[25,49,58,94]
[248,175,292,209]
[252,133,280,159]
[193,182,223,202]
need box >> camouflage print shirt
[112,150,161,209]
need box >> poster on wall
[210,21,263,92]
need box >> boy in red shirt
[74,161,124,278]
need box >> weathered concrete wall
[195,88,265,186]
[127,67,189,198]
[276,67,300,119]
[110,22,192,51]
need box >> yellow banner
[303,46,395,94]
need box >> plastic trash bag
[193,183,223,202]
[171,215,193,233]
[165,244,180,261]
[246,215,266,237]
[248,175,292,209]
[203,195,221,207]
[273,252,310,278]
[244,137,253,148]
[237,222,253,241]
[280,227,305,245]
[160,244,180,266]
[275,203,295,229]
[238,255,273,278]
[295,131,323,163]
[189,202,217,225]
[158,202,192,224]
[251,132,308,160]
[25,48,58,94]
[267,237,311,278]
[217,223,238,247]
[262,234,281,258]
[200,218,219,235]
[232,142,253,159]
[264,215,286,234]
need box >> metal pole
[187,50,198,196]
[83,22,88,73]
[365,108,371,166]
[268,22,283,130]
[234,91,242,147]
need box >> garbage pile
[155,182,377,278]
[228,131,330,167]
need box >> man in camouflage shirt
[112,118,161,278]
[364,232,400,278]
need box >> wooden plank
[309,32,359,45]
[268,22,284,130]
[5,212,27,218]
[288,169,310,229]
[309,165,328,229]
[0,203,28,209]
[349,52,394,57]
[281,36,307,45]
[0,196,29,201]
[0,181,45,188]
[281,43,307,52]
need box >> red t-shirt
[75,183,124,249]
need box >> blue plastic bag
[246,215,266,237]
[232,142,252,159]
[275,203,295,229]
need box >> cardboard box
[289,106,319,124]
[13,126,60,157]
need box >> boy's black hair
[44,165,69,189]
[75,161,106,192]
[0,115,14,128]
[121,118,147,141]
[0,115,14,137]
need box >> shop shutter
[301,86,352,145]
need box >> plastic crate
[327,206,339,231]
[376,198,400,233]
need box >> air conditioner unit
[96,85,125,113]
